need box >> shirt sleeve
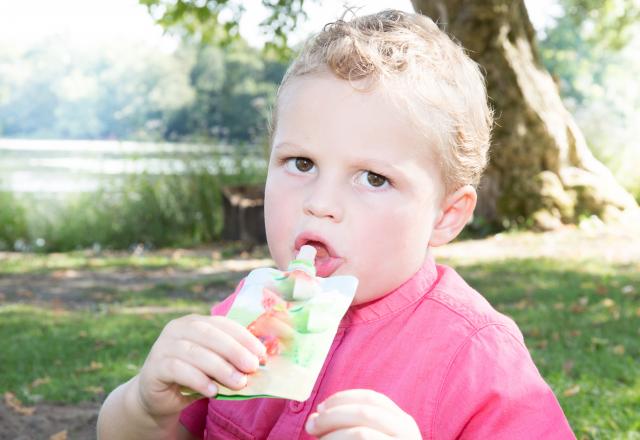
[433,324,576,440]
[178,279,246,439]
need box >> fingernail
[305,414,316,432]
[232,370,247,385]
[317,402,325,412]
[243,355,259,372]
[207,383,218,396]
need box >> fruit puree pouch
[216,245,358,401]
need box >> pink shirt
[180,256,575,439]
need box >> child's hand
[305,389,421,439]
[135,314,266,419]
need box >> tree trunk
[221,185,267,244]
[411,0,638,229]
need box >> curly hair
[270,9,493,192]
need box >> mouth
[294,233,344,277]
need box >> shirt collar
[339,253,439,327]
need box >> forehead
[274,73,437,166]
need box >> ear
[429,185,477,247]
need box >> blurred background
[1,1,639,438]
[1,0,637,252]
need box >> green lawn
[1,248,639,438]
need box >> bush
[5,150,266,252]
[0,192,28,251]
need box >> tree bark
[411,0,638,229]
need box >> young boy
[98,9,575,439]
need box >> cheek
[264,174,297,267]
[358,195,431,245]
[357,207,423,262]
[348,198,432,298]
[350,214,397,269]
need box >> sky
[0,0,560,51]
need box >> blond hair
[270,9,493,192]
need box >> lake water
[0,138,266,193]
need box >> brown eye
[366,172,387,187]
[295,158,314,172]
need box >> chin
[350,293,372,306]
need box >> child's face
[265,72,445,304]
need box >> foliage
[538,0,640,106]
[0,37,287,143]
[553,0,639,51]
[537,0,640,201]
[0,191,28,250]
[138,0,312,58]
[34,173,223,252]
[0,151,266,252]
[0,39,190,140]
[169,40,286,142]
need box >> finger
[174,340,249,390]
[156,357,219,398]
[318,389,401,413]
[183,320,261,373]
[319,427,391,440]
[207,316,268,358]
[306,404,398,437]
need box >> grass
[0,304,197,403]
[1,247,639,438]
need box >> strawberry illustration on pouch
[247,287,294,364]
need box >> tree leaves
[539,0,640,105]
[138,0,315,58]
[558,0,640,51]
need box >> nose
[302,179,343,222]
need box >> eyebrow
[358,158,406,178]
[273,142,305,151]
[272,142,316,158]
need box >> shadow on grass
[0,253,216,276]
[0,243,270,275]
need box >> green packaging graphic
[217,245,358,401]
